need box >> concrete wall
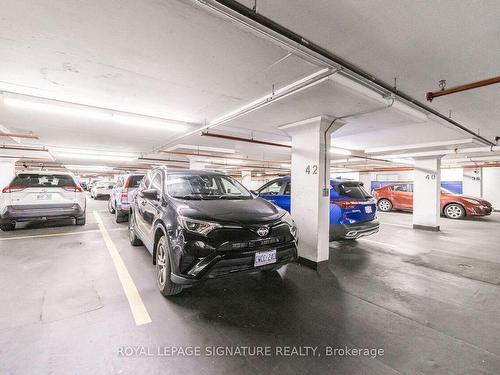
[483,167,500,209]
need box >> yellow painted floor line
[93,211,152,326]
[0,227,127,241]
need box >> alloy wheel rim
[379,200,390,211]
[156,241,167,287]
[446,205,462,218]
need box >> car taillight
[63,186,83,192]
[2,185,25,193]
[331,200,358,209]
[121,189,129,202]
[123,177,131,189]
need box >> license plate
[254,250,277,267]
[365,205,373,213]
[37,194,51,200]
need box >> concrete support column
[280,116,344,269]
[463,168,482,197]
[241,170,252,189]
[358,172,372,194]
[412,157,442,231]
[0,159,16,191]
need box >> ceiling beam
[203,0,495,146]
[364,138,475,154]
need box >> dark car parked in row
[256,177,379,240]
[128,168,298,296]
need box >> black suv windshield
[166,174,252,200]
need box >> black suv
[128,168,298,296]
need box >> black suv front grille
[210,222,294,251]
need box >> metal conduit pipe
[202,0,495,146]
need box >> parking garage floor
[1,197,499,375]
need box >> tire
[76,215,86,225]
[0,223,15,231]
[156,235,183,296]
[115,208,126,223]
[108,199,115,214]
[128,211,143,246]
[443,203,465,219]
[377,199,393,212]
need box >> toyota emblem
[256,227,269,237]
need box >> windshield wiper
[218,195,250,200]
[173,195,204,200]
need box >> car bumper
[170,242,298,286]
[0,203,85,223]
[330,219,380,240]
[116,202,131,213]
[94,191,111,197]
[466,205,493,216]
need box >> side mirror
[140,188,160,201]
[250,190,259,197]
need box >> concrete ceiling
[0,0,499,173]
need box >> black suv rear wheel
[156,236,183,296]
[0,223,15,231]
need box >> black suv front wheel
[156,235,183,296]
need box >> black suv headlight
[178,216,221,236]
[281,211,297,239]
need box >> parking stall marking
[93,211,152,326]
[0,227,127,241]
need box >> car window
[150,173,162,191]
[142,173,152,189]
[335,182,371,199]
[129,175,144,187]
[260,180,284,195]
[11,174,76,188]
[393,184,408,192]
[166,174,251,200]
[283,182,291,196]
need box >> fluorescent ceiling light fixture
[64,165,112,171]
[4,96,189,132]
[387,158,416,165]
[167,144,236,154]
[50,147,136,158]
[330,147,352,156]
[113,114,187,132]
[57,153,136,162]
[3,97,110,121]
[281,164,291,168]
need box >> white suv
[90,180,115,199]
[0,171,86,231]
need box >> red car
[372,183,493,219]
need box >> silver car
[90,180,115,199]
[108,174,144,222]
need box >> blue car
[256,177,379,240]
